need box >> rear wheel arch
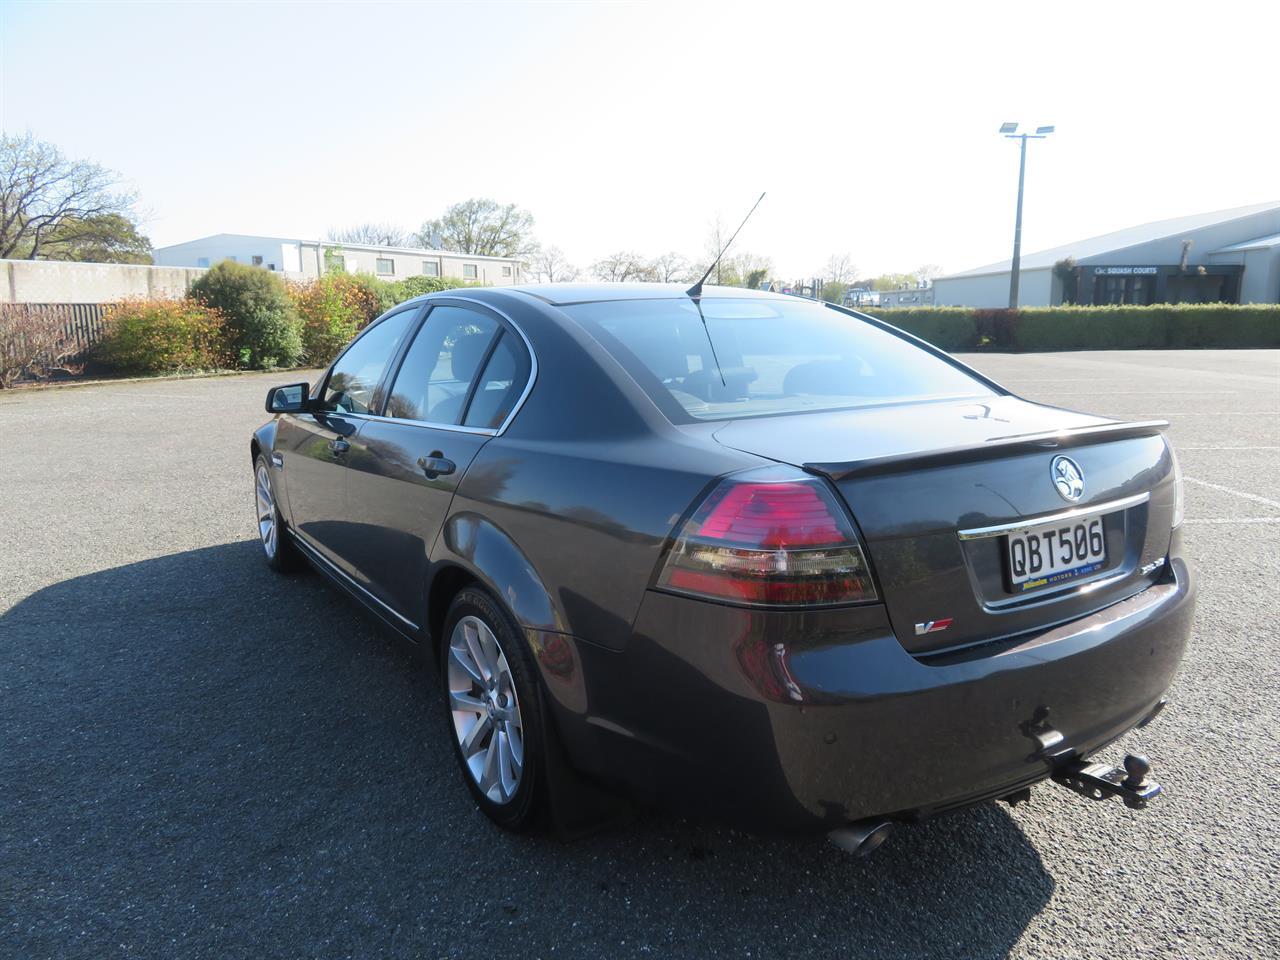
[426,564,479,653]
[431,512,565,637]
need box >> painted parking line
[1183,476,1280,510]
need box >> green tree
[189,260,301,369]
[38,213,152,264]
[415,198,535,257]
[869,272,918,291]
[1053,257,1079,304]
[821,281,850,304]
[0,133,139,260]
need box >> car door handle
[417,453,456,478]
[329,438,350,456]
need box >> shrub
[188,261,301,369]
[388,274,473,303]
[346,272,401,316]
[288,273,384,366]
[96,298,230,374]
[0,305,83,388]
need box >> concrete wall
[1,259,206,304]
[933,267,1053,307]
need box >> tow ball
[1052,753,1162,810]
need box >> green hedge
[863,304,1280,351]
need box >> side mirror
[266,382,311,414]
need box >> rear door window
[463,332,532,429]
[564,297,995,421]
[384,306,500,424]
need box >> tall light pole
[1001,122,1054,308]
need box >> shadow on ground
[1,542,1055,959]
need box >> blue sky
[3,0,1278,278]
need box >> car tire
[440,587,545,831]
[253,453,301,573]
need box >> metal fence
[0,303,109,364]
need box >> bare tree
[326,222,411,247]
[0,133,138,260]
[590,251,653,282]
[825,253,857,285]
[529,245,580,283]
[731,252,773,286]
[914,263,943,283]
[648,251,692,283]
[414,198,535,257]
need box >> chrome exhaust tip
[827,818,895,856]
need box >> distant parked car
[251,284,1193,851]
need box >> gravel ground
[2,350,1277,960]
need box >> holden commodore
[251,284,1194,853]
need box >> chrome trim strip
[957,492,1150,541]
[341,411,497,436]
[981,564,1133,612]
[290,534,420,630]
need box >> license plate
[1006,514,1107,592]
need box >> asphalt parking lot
[2,349,1277,960]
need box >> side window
[463,331,532,429]
[321,309,417,414]
[384,306,499,424]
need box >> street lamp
[1002,122,1054,308]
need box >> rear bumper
[536,557,1195,832]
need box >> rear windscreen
[563,297,996,422]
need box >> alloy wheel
[255,462,278,559]
[447,614,525,804]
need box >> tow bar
[1052,753,1162,810]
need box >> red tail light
[656,467,877,607]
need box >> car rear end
[560,292,1195,830]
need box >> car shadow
[1,541,1055,960]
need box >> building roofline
[155,232,524,262]
[935,264,1054,282]
[939,200,1280,280]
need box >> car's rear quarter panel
[433,293,765,651]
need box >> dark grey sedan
[251,284,1194,851]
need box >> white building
[934,201,1280,307]
[153,233,524,285]
[877,284,935,308]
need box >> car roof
[502,282,792,306]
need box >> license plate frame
[1005,513,1108,593]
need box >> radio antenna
[687,192,766,299]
